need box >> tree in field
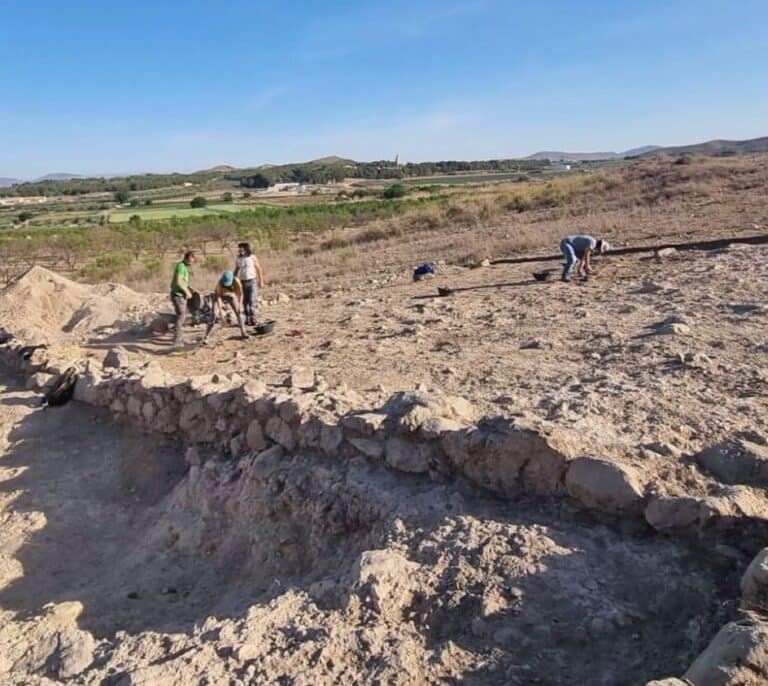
[241,173,270,189]
[383,183,407,199]
[16,211,34,223]
[114,189,131,204]
[221,192,233,202]
[128,214,142,228]
[190,196,208,208]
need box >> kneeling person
[203,271,248,342]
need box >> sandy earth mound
[0,266,158,345]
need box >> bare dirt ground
[0,376,740,684]
[133,240,768,480]
[1,156,767,684]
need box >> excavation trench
[0,374,744,684]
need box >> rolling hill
[638,136,768,158]
[525,146,660,162]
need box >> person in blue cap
[203,270,248,342]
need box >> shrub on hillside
[79,251,132,281]
[383,183,408,199]
[190,196,208,208]
[113,189,131,204]
[204,254,229,272]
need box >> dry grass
[30,155,766,291]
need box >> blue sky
[1,0,767,178]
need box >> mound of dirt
[0,266,156,344]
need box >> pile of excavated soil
[0,266,158,345]
[0,378,743,684]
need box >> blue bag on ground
[413,262,436,281]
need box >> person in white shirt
[234,242,265,325]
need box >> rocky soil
[1,229,768,683]
[0,375,756,685]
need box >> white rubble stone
[288,366,315,390]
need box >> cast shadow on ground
[0,382,736,683]
[412,279,543,300]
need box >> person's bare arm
[583,247,594,274]
[254,258,265,288]
[576,248,593,276]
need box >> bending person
[559,235,609,282]
[203,271,248,342]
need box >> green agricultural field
[108,202,251,223]
[401,172,531,186]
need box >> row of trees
[3,158,553,199]
[0,171,226,198]
[238,158,550,188]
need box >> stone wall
[2,341,768,547]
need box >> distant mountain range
[0,173,84,186]
[526,136,768,161]
[3,136,767,186]
[635,136,768,158]
[525,146,661,162]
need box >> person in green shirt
[170,250,196,346]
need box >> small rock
[657,322,691,336]
[654,247,677,258]
[288,366,315,390]
[742,548,768,603]
[565,457,645,514]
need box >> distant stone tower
[394,154,404,167]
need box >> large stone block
[565,457,645,514]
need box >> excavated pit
[0,374,745,684]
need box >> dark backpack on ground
[43,367,79,407]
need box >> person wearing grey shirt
[559,235,609,282]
